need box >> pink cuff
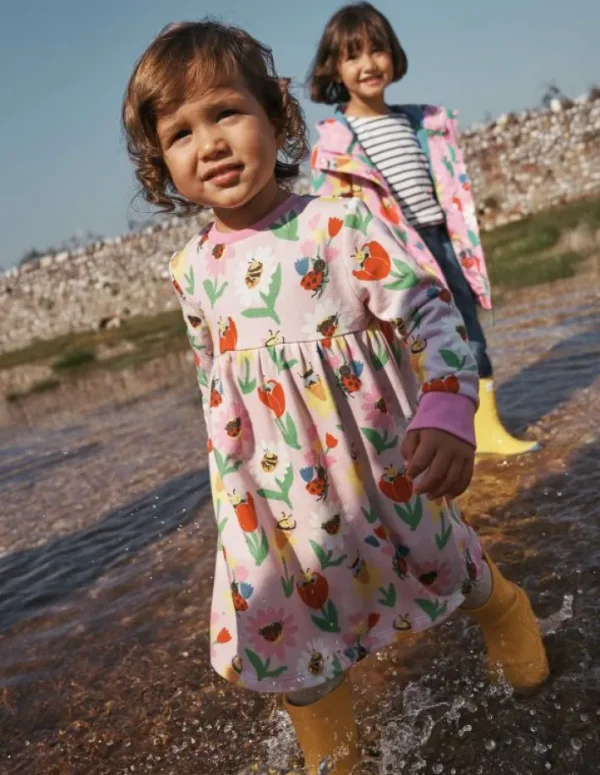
[407,392,476,448]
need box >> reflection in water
[1,272,599,774]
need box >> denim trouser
[418,224,493,378]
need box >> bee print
[351,240,391,281]
[245,257,264,288]
[307,650,325,677]
[321,513,341,536]
[261,448,279,472]
[217,316,238,353]
[212,243,226,260]
[375,396,388,414]
[225,417,242,438]
[301,464,329,501]
[265,329,284,347]
[410,335,427,355]
[277,512,297,531]
[456,324,468,342]
[337,360,364,397]
[349,555,370,584]
[300,366,326,401]
[295,256,329,298]
[231,655,243,674]
[210,377,223,408]
[393,614,412,632]
[259,621,283,643]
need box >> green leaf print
[244,527,269,567]
[274,412,301,451]
[267,346,298,373]
[184,266,195,295]
[394,497,423,531]
[197,368,209,389]
[216,513,228,552]
[435,510,453,551]
[202,277,228,308]
[242,265,282,324]
[213,448,243,479]
[370,335,390,371]
[310,540,347,570]
[449,145,457,164]
[377,583,397,608]
[257,465,294,509]
[311,600,341,633]
[467,230,479,248]
[360,427,399,456]
[237,356,257,395]
[443,158,454,176]
[439,349,465,369]
[270,209,299,241]
[415,598,448,622]
[384,259,419,292]
[361,505,377,524]
[344,207,373,236]
[245,649,288,681]
[280,558,295,599]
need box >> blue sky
[1,0,598,269]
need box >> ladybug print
[295,256,329,298]
[210,377,223,408]
[300,464,329,502]
[336,360,364,397]
[225,417,241,438]
[230,577,254,613]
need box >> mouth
[204,163,243,185]
[360,74,384,86]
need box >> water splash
[539,593,574,635]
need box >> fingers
[428,457,466,500]
[413,447,452,495]
[400,430,420,466]
[406,435,437,481]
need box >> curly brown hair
[122,20,308,215]
[307,2,408,105]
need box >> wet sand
[1,272,599,775]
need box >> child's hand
[401,429,474,500]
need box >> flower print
[347,557,383,601]
[249,440,291,488]
[296,639,338,686]
[215,627,232,644]
[324,243,340,263]
[411,559,456,596]
[217,316,238,353]
[360,386,396,433]
[344,612,378,650]
[328,217,343,238]
[204,241,233,278]
[352,241,391,281]
[303,425,337,469]
[245,607,298,661]
[300,238,316,256]
[380,196,401,225]
[297,570,329,610]
[378,465,413,503]
[234,245,277,306]
[257,379,286,418]
[229,490,259,533]
[422,375,460,395]
[211,401,254,459]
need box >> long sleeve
[169,251,214,413]
[343,199,479,446]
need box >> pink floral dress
[170,194,485,693]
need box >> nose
[359,50,377,71]
[197,126,228,162]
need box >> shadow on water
[0,468,210,633]
[497,327,600,433]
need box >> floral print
[170,194,485,692]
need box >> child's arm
[169,251,214,412]
[343,199,478,498]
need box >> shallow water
[1,272,599,775]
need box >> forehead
[337,19,391,58]
[156,73,251,123]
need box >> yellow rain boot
[475,378,541,456]
[284,676,361,775]
[466,556,550,690]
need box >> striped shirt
[347,112,445,229]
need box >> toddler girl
[123,20,548,774]
[308,1,539,457]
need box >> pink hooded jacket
[310,104,492,310]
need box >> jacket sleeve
[169,250,214,413]
[343,199,479,446]
[309,145,353,198]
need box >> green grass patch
[488,251,585,290]
[52,347,96,371]
[6,377,61,402]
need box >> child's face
[157,73,280,216]
[337,45,393,103]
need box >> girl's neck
[345,94,389,118]
[213,180,288,234]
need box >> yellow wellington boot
[475,378,541,456]
[466,556,550,690]
[284,676,361,775]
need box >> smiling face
[337,43,394,110]
[156,72,282,228]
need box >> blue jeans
[418,224,493,378]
